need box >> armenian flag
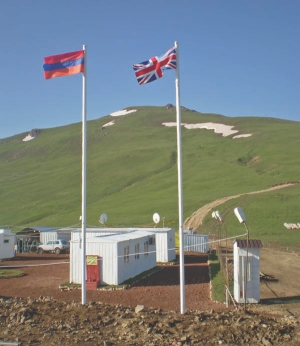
[43,50,84,79]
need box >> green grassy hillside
[201,184,300,251]
[0,105,299,250]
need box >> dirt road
[183,183,297,230]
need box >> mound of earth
[0,296,299,345]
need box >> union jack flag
[133,47,177,85]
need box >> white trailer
[0,229,16,259]
[70,230,156,286]
[70,227,176,263]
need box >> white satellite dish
[153,213,160,224]
[215,211,223,222]
[234,207,246,223]
[99,213,108,224]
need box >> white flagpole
[175,41,185,314]
[81,44,87,304]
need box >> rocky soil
[0,296,299,346]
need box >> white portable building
[142,228,176,262]
[183,232,209,253]
[40,227,71,244]
[70,230,156,285]
[0,229,16,259]
[233,239,263,303]
[70,227,176,263]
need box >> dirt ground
[1,251,300,345]
[1,249,300,316]
[257,248,300,316]
[0,252,224,312]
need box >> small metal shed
[183,232,209,253]
[70,230,157,286]
[0,229,16,259]
[16,227,71,250]
[233,239,263,303]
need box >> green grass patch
[0,269,25,279]
[201,185,300,252]
[208,251,227,303]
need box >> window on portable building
[149,236,155,245]
[144,241,148,256]
[124,246,129,263]
[135,243,140,259]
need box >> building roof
[234,239,263,248]
[71,230,155,244]
[17,227,57,234]
[63,227,173,233]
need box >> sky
[0,0,299,139]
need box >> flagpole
[81,44,87,304]
[175,41,185,314]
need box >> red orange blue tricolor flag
[42,45,88,305]
[43,50,84,79]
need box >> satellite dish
[234,207,246,223]
[153,213,160,224]
[215,211,223,222]
[99,213,108,224]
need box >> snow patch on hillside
[232,134,252,139]
[110,109,137,117]
[102,120,115,128]
[22,134,35,141]
[22,129,42,142]
[162,122,252,138]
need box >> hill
[0,105,299,250]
